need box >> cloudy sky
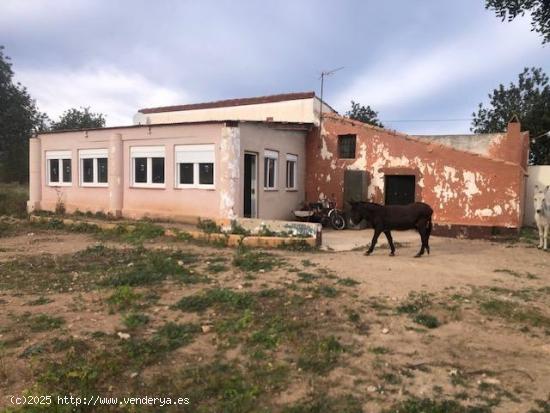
[1,0,548,134]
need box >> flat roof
[138,91,317,114]
[35,119,314,135]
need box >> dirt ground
[0,222,549,412]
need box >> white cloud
[332,17,542,114]
[15,66,188,126]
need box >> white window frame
[46,150,72,187]
[130,146,166,188]
[175,144,215,189]
[79,149,108,187]
[264,149,278,191]
[286,154,298,190]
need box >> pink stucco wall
[34,122,224,220]
[30,121,310,222]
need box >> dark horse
[348,201,433,257]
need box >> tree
[50,107,106,131]
[0,46,49,183]
[485,0,550,44]
[472,67,550,165]
[345,101,384,128]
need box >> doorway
[244,153,258,218]
[385,175,415,205]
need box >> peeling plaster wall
[306,116,526,229]
[219,125,241,219]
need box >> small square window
[179,163,194,184]
[338,134,356,159]
[199,163,214,185]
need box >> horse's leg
[537,223,543,249]
[366,229,382,256]
[544,224,548,250]
[384,231,395,256]
[415,220,427,258]
[425,219,432,255]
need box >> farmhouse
[27,92,529,236]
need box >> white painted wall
[524,165,550,226]
[134,97,334,126]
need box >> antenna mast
[319,66,344,132]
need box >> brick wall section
[306,115,528,229]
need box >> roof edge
[138,91,317,114]
[35,119,314,136]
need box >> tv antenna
[319,66,344,130]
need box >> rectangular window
[179,163,194,184]
[97,158,108,183]
[82,158,94,183]
[46,151,72,186]
[152,158,165,184]
[79,149,108,186]
[286,154,297,190]
[264,150,278,190]
[175,144,215,189]
[49,159,59,183]
[199,163,214,185]
[338,134,356,159]
[130,146,165,188]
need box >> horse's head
[533,185,549,216]
[345,201,362,226]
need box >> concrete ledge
[432,223,519,239]
[28,215,319,249]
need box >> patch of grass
[413,313,440,329]
[174,288,254,313]
[124,322,201,364]
[107,286,142,311]
[122,312,150,330]
[110,222,166,244]
[297,272,318,283]
[297,336,345,373]
[301,259,316,267]
[232,248,282,272]
[282,394,363,413]
[102,248,202,286]
[229,220,250,236]
[197,218,222,234]
[369,346,390,355]
[0,183,28,218]
[207,262,228,273]
[494,268,521,277]
[25,313,65,332]
[383,398,491,413]
[480,299,550,329]
[314,285,339,298]
[337,277,360,287]
[26,296,53,306]
[397,291,431,314]
[528,395,550,413]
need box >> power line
[381,118,473,123]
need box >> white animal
[533,185,549,250]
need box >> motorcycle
[293,195,346,230]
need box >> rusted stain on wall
[306,115,528,229]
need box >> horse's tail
[426,216,433,254]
